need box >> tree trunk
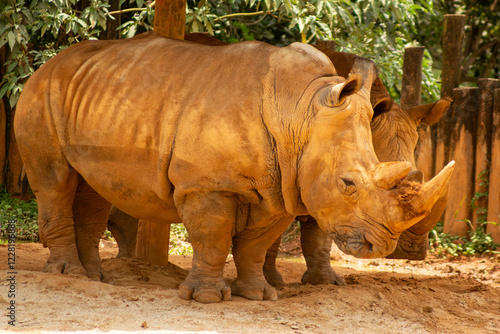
[135,0,186,265]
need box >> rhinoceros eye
[341,178,357,196]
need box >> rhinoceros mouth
[330,230,374,258]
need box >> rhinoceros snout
[330,229,376,258]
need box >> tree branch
[214,11,272,22]
[108,1,155,16]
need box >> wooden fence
[412,15,500,242]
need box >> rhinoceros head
[270,48,454,259]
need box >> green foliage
[429,221,500,257]
[169,223,193,255]
[0,0,153,108]
[0,187,39,242]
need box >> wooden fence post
[135,0,186,266]
[434,14,466,180]
[487,88,500,242]
[0,99,5,185]
[473,79,500,226]
[400,46,432,180]
[443,87,479,236]
[6,110,24,195]
[315,40,336,50]
[401,46,425,107]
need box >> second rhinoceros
[16,32,453,303]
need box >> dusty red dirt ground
[1,242,499,333]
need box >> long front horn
[394,161,455,231]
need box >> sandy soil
[1,242,500,333]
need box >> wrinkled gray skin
[108,40,451,288]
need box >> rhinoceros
[264,47,452,287]
[15,31,453,303]
[108,34,452,286]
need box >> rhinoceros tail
[18,165,30,200]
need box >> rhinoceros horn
[372,161,412,189]
[392,160,455,232]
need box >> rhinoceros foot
[301,266,346,286]
[385,229,428,260]
[178,274,232,303]
[263,266,285,287]
[231,277,278,301]
[43,258,87,277]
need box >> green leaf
[7,31,16,50]
[0,83,10,100]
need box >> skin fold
[16,32,452,303]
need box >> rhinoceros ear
[319,73,362,107]
[372,97,393,118]
[407,98,452,125]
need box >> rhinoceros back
[15,32,280,221]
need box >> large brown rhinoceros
[15,31,453,303]
[108,34,452,286]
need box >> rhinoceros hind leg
[300,217,346,286]
[107,206,139,258]
[34,170,87,277]
[263,236,285,287]
[176,192,235,303]
[73,177,112,281]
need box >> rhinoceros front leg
[176,192,234,303]
[300,216,346,286]
[263,236,285,287]
[73,178,112,281]
[231,214,294,300]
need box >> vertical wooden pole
[0,46,6,186]
[315,40,336,50]
[400,46,425,108]
[434,14,466,180]
[472,79,500,226]
[6,109,24,194]
[440,15,466,99]
[0,99,5,185]
[135,0,186,265]
[443,87,479,237]
[154,0,186,39]
[487,88,500,242]
[400,46,431,180]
